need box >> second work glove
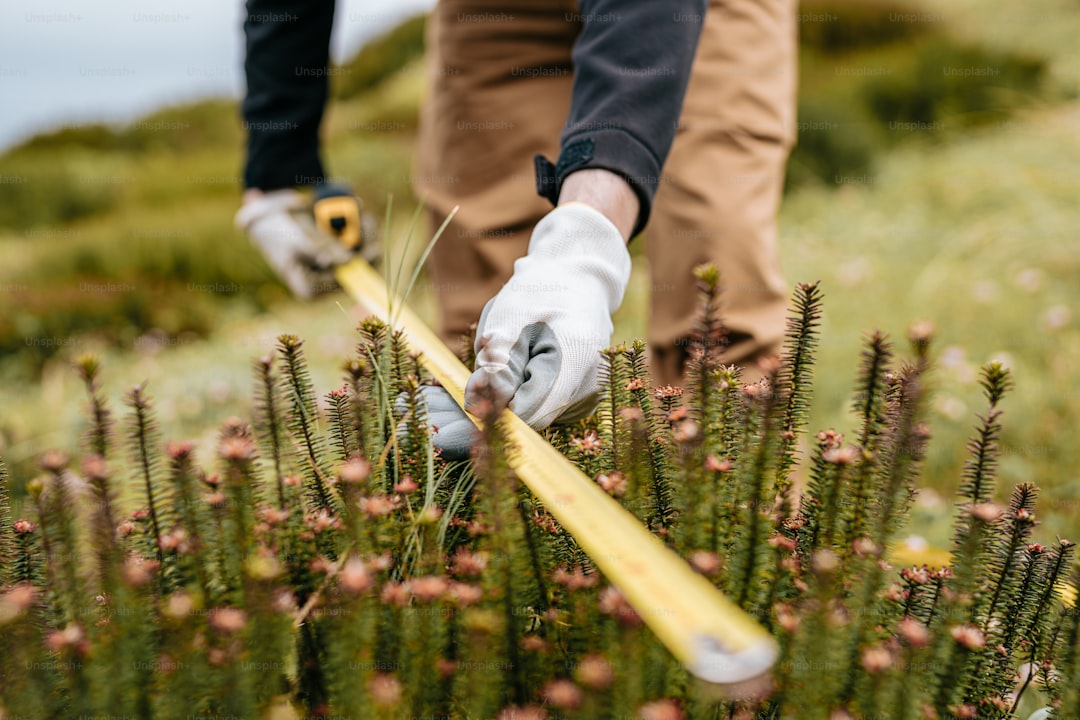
[464,202,632,430]
[235,188,358,300]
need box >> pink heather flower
[598,587,643,626]
[12,519,37,534]
[619,406,644,423]
[816,429,843,449]
[121,558,159,587]
[367,673,402,707]
[884,585,909,603]
[258,506,291,526]
[812,549,840,575]
[520,635,549,652]
[654,385,684,400]
[742,379,771,400]
[410,575,450,602]
[205,492,227,508]
[158,529,190,553]
[597,471,627,497]
[767,535,797,553]
[575,654,614,690]
[283,474,302,487]
[45,623,84,652]
[360,495,398,518]
[908,320,935,343]
[449,582,483,606]
[208,607,247,633]
[380,582,411,608]
[624,377,645,392]
[164,592,194,619]
[823,446,859,465]
[305,510,339,534]
[968,502,1003,523]
[218,436,256,462]
[638,699,684,720]
[1,583,37,615]
[951,624,986,650]
[436,658,457,679]
[393,476,419,494]
[542,680,583,710]
[901,566,931,585]
[898,617,930,648]
[666,407,688,423]
[861,645,893,674]
[81,455,109,481]
[451,549,488,577]
[952,705,977,719]
[775,604,800,633]
[673,419,699,444]
[339,457,372,485]
[310,556,336,575]
[552,566,597,591]
[39,450,69,472]
[569,430,602,456]
[165,440,195,460]
[339,557,373,595]
[689,551,721,575]
[272,589,297,614]
[853,537,881,558]
[704,454,731,472]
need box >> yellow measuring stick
[336,258,778,685]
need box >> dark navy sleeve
[241,0,336,191]
[534,0,707,237]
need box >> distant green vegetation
[788,0,1063,188]
[332,13,426,101]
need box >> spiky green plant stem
[126,384,166,565]
[254,353,289,509]
[845,332,893,546]
[278,334,336,512]
[774,282,823,501]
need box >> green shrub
[791,0,1060,189]
[332,15,427,101]
[2,267,1076,719]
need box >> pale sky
[0,0,435,150]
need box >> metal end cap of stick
[689,633,779,685]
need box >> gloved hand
[464,202,632,430]
[235,188,356,299]
[397,385,477,461]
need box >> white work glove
[405,204,631,460]
[476,201,632,419]
[235,189,355,299]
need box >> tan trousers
[415,0,797,387]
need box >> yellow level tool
[335,257,778,685]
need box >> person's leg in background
[242,0,336,191]
[415,1,580,354]
[647,0,798,387]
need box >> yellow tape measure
[335,258,778,685]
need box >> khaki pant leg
[647,0,798,387]
[415,1,580,354]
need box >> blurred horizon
[0,0,435,151]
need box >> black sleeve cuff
[534,127,662,239]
